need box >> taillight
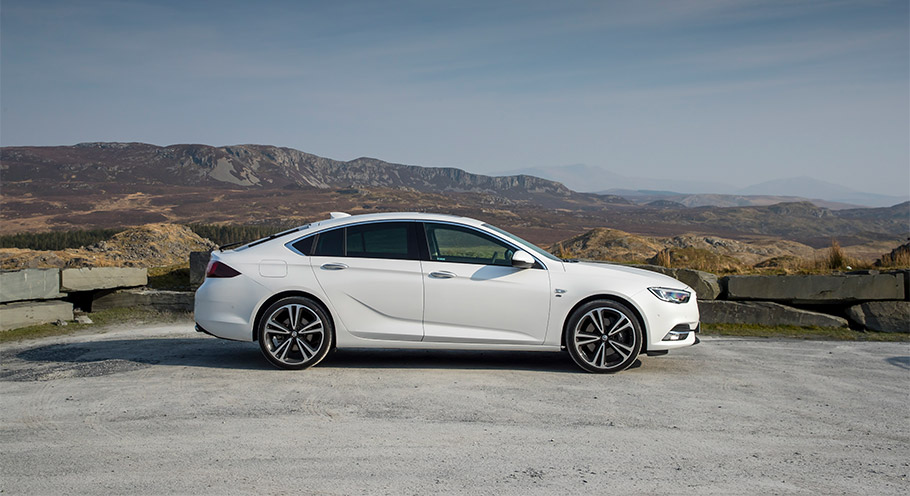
[206,261,241,278]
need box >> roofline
[310,211,482,229]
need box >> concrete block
[61,267,148,292]
[725,274,905,304]
[92,289,193,312]
[845,301,910,333]
[698,300,849,328]
[0,269,63,303]
[0,300,74,331]
[189,251,212,286]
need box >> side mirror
[511,250,535,269]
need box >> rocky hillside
[552,228,833,268]
[1,144,906,249]
[1,142,609,201]
[0,224,215,270]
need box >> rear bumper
[194,278,261,342]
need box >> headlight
[648,287,691,304]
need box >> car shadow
[885,356,910,370]
[321,349,584,373]
[4,337,604,375]
[6,338,271,372]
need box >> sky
[2,0,908,196]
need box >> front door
[421,222,551,344]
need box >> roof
[308,211,482,230]
[253,212,485,248]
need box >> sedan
[194,212,699,373]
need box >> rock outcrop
[698,301,849,328]
[845,301,910,333]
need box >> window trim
[344,221,419,261]
[420,221,546,270]
[285,219,548,270]
[286,220,423,261]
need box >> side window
[346,222,417,260]
[424,223,514,266]
[291,235,315,255]
[313,228,344,257]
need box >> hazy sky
[2,0,908,196]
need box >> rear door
[310,222,424,341]
[420,222,551,344]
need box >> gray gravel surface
[1,323,908,495]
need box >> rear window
[291,235,315,255]
[305,222,418,260]
[346,222,417,260]
[313,228,343,257]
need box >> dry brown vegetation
[876,242,910,268]
[0,224,215,270]
[551,229,905,275]
[649,247,745,273]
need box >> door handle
[321,263,348,270]
[429,271,456,279]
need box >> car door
[309,222,424,341]
[420,222,551,344]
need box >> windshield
[482,224,562,262]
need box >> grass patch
[148,263,192,290]
[701,323,909,342]
[0,307,193,344]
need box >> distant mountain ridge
[1,142,581,200]
[502,163,907,208]
[735,176,906,208]
[603,190,861,210]
[497,163,732,196]
[1,143,906,250]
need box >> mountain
[1,144,907,250]
[502,164,907,208]
[496,164,732,194]
[601,190,860,210]
[1,142,583,200]
[736,177,906,208]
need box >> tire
[257,297,334,370]
[566,300,642,373]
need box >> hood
[566,261,691,291]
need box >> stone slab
[0,300,74,331]
[91,289,194,312]
[675,268,722,300]
[60,267,148,292]
[698,300,849,328]
[0,269,63,303]
[845,301,910,333]
[725,274,905,304]
[189,251,212,286]
[629,264,722,300]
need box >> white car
[194,212,699,373]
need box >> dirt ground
[1,323,907,495]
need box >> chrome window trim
[284,218,549,270]
[284,219,420,258]
[421,220,549,270]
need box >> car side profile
[194,212,699,373]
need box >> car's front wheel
[257,297,333,370]
[566,300,642,373]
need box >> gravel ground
[1,323,908,495]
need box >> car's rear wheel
[566,300,642,373]
[257,297,333,370]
